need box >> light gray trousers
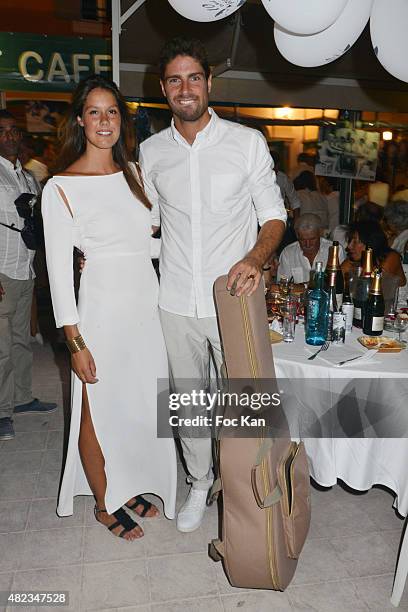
[0,273,34,418]
[159,308,223,490]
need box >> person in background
[383,200,408,307]
[354,201,384,224]
[277,213,345,287]
[24,137,51,184]
[19,134,48,345]
[294,171,329,230]
[0,109,57,442]
[341,220,406,288]
[290,151,314,180]
[318,175,340,235]
[270,150,301,219]
[383,200,408,255]
[270,150,299,254]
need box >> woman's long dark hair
[347,220,393,265]
[54,74,150,209]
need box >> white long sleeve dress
[41,171,176,518]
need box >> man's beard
[171,98,208,123]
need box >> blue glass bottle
[305,261,329,345]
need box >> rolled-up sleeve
[248,132,287,226]
[139,146,160,227]
[41,181,79,328]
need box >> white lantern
[167,0,246,22]
[370,0,408,83]
[260,0,348,35]
[274,0,373,68]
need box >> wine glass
[394,315,408,344]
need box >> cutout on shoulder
[55,184,74,218]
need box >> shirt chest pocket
[210,173,243,214]
[0,184,19,212]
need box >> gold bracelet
[66,334,86,354]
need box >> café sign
[0,32,112,92]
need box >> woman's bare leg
[78,386,143,540]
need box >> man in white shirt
[140,37,286,532]
[270,150,301,217]
[277,213,345,284]
[0,110,56,442]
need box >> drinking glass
[281,300,297,343]
[394,314,408,344]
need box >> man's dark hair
[0,109,16,121]
[159,36,210,81]
[297,152,311,163]
[294,170,317,192]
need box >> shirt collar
[0,155,22,172]
[170,107,218,147]
[298,238,324,260]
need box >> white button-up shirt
[0,156,40,280]
[275,171,301,211]
[139,109,286,318]
[277,237,346,284]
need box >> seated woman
[341,220,406,288]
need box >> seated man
[277,213,345,288]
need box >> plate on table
[357,336,405,352]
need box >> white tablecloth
[272,327,408,517]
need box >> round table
[272,326,408,606]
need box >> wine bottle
[363,271,385,336]
[325,241,344,309]
[326,270,346,342]
[305,262,329,346]
[343,271,352,303]
[342,272,354,334]
[353,248,374,328]
[326,271,338,341]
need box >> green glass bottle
[363,271,385,336]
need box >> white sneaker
[177,487,208,533]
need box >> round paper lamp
[274,0,373,68]
[370,0,408,83]
[260,0,347,35]
[167,0,246,22]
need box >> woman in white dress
[42,75,176,540]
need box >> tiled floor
[0,342,407,611]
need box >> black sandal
[94,505,143,538]
[125,495,159,518]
